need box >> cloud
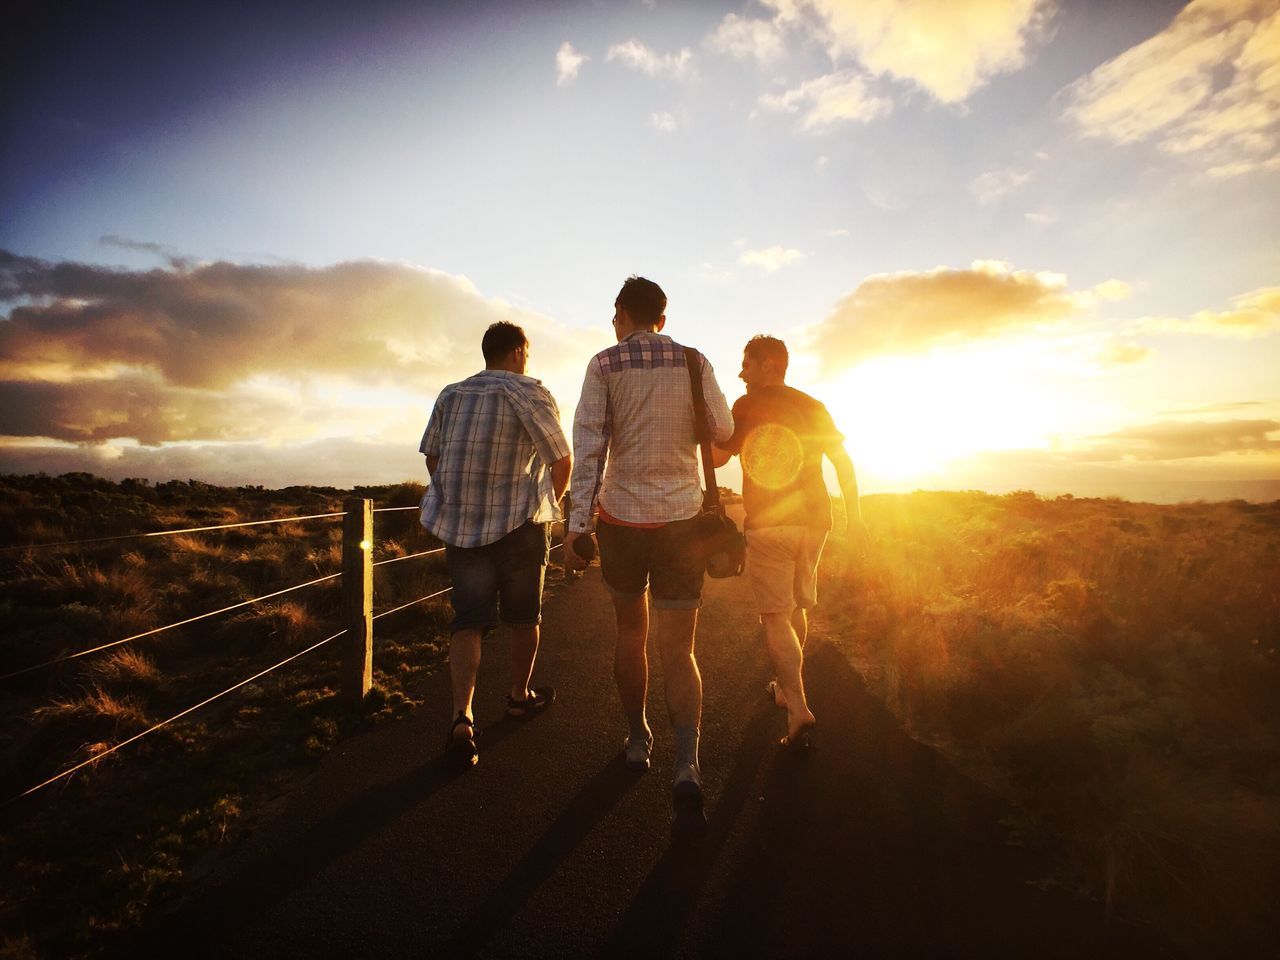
[649,111,679,133]
[1159,400,1265,415]
[739,245,806,273]
[100,234,192,270]
[1064,0,1280,177]
[1083,419,1280,460]
[807,260,1094,366]
[1140,286,1280,338]
[0,375,303,445]
[970,167,1032,204]
[699,262,735,283]
[605,39,695,80]
[1096,340,1151,366]
[0,438,428,489]
[757,70,892,130]
[0,250,605,450]
[704,12,786,66]
[760,0,1055,103]
[555,41,589,86]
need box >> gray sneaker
[623,733,653,771]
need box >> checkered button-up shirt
[419,370,571,548]
[568,331,733,531]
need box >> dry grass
[821,491,1280,954]
[84,650,162,691]
[0,474,438,959]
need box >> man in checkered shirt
[420,321,572,771]
[564,276,733,840]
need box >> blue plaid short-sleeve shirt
[419,370,571,548]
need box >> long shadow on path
[600,692,779,958]
[441,758,646,958]
[696,642,1180,959]
[148,717,531,956]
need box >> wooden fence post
[342,497,373,705]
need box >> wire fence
[0,511,347,554]
[4,501,566,805]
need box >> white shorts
[744,525,828,616]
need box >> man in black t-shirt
[714,335,864,749]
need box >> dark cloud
[0,251,591,389]
[0,250,602,448]
[99,235,193,270]
[0,377,298,445]
[0,438,427,490]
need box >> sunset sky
[2,0,1278,500]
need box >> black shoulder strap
[683,346,719,510]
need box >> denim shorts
[596,515,704,610]
[444,520,549,634]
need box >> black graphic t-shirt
[720,385,843,530]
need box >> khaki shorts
[745,525,828,616]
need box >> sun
[810,344,1070,486]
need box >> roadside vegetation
[820,490,1280,956]
[2,477,1276,957]
[0,473,464,959]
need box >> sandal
[780,719,816,753]
[444,712,478,770]
[506,686,556,719]
[765,680,787,708]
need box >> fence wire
[7,524,571,802]
[1,571,342,681]
[372,547,445,567]
[0,511,345,555]
[7,628,348,806]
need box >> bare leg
[761,611,815,740]
[792,605,809,649]
[654,607,702,730]
[508,624,539,701]
[449,627,483,732]
[612,592,649,717]
[769,609,807,709]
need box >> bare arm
[425,454,439,475]
[826,443,863,528]
[549,454,572,504]
[711,444,733,468]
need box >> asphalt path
[149,553,1179,959]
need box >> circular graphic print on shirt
[741,422,803,490]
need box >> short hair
[614,276,666,327]
[481,321,527,365]
[744,335,789,376]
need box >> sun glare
[813,344,1071,486]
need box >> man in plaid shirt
[565,276,732,840]
[420,321,572,771]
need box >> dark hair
[614,276,666,327]
[744,335,789,376]
[482,321,528,365]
